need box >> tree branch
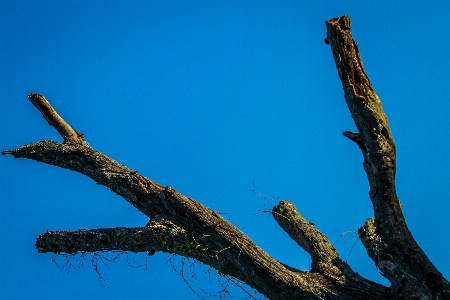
[5,15,448,298]
[272,201,343,280]
[271,201,391,299]
[27,93,88,146]
[3,94,390,299]
[36,219,189,254]
[326,15,398,241]
[325,16,450,298]
[1,144,342,300]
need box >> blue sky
[1,1,449,299]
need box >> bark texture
[325,16,450,299]
[3,16,449,300]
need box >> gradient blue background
[1,1,449,299]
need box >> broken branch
[28,93,88,145]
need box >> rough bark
[3,16,449,300]
[325,16,450,299]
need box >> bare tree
[3,16,449,300]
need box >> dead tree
[3,16,449,300]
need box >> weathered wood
[325,16,450,299]
[2,15,448,300]
[27,93,88,146]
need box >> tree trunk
[3,16,449,300]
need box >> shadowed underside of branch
[3,16,449,300]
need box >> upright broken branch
[2,16,449,300]
[27,93,88,146]
[272,201,343,280]
[325,16,450,298]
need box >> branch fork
[3,15,449,299]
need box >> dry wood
[3,16,449,299]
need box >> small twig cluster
[167,255,265,300]
[52,251,149,288]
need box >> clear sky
[1,1,449,299]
